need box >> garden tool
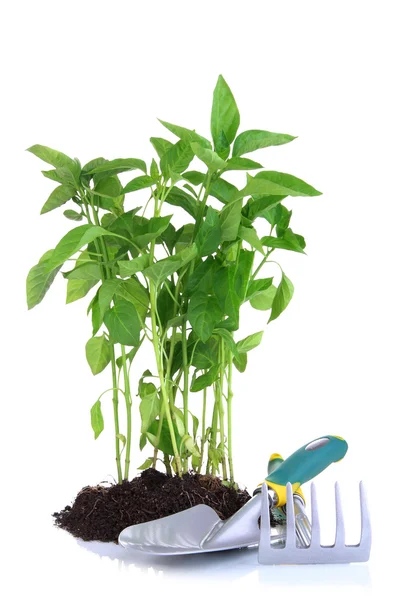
[265,453,312,548]
[258,440,371,564]
[119,435,348,556]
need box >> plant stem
[110,345,123,484]
[199,382,207,473]
[217,341,228,481]
[210,396,219,476]
[152,403,165,468]
[81,190,123,483]
[121,345,132,480]
[149,283,182,476]
[181,319,189,471]
[147,186,183,476]
[226,350,234,483]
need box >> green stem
[148,187,182,476]
[217,341,228,481]
[199,382,207,473]
[150,282,182,476]
[121,345,132,480]
[227,350,234,483]
[152,403,165,468]
[81,191,123,483]
[210,396,219,476]
[110,345,123,483]
[181,319,189,471]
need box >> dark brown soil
[53,469,253,543]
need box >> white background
[1,0,399,597]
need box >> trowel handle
[267,453,284,475]
[266,453,306,504]
[257,435,348,507]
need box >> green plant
[27,75,321,484]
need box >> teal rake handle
[257,435,348,507]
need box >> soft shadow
[77,540,371,587]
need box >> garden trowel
[119,435,347,555]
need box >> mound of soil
[53,468,253,543]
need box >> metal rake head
[258,481,371,564]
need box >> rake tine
[285,483,296,549]
[359,481,372,553]
[310,482,321,548]
[258,483,271,554]
[334,482,346,547]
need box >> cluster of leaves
[27,76,321,484]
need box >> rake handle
[258,435,348,507]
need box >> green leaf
[118,255,150,277]
[232,130,296,157]
[40,184,76,214]
[143,244,198,287]
[116,346,139,369]
[246,278,273,301]
[172,406,186,437]
[238,225,264,253]
[195,207,221,256]
[214,130,230,160]
[223,157,263,172]
[182,435,201,457]
[117,433,127,453]
[85,335,111,375]
[147,419,182,456]
[66,278,98,304]
[64,209,83,221]
[133,215,172,248]
[138,457,153,470]
[233,352,247,373]
[157,280,176,328]
[94,175,123,199]
[150,137,173,158]
[139,381,161,434]
[261,228,306,254]
[188,291,223,343]
[97,279,121,326]
[158,120,212,149]
[214,250,254,326]
[185,256,215,295]
[190,366,219,392]
[85,158,146,175]
[45,225,115,272]
[236,331,263,354]
[90,293,101,336]
[27,144,80,182]
[250,284,277,311]
[209,178,238,204]
[182,170,206,186]
[245,195,286,221]
[160,140,194,177]
[150,158,160,180]
[211,75,240,149]
[116,278,149,321]
[220,199,243,241]
[269,273,294,323]
[212,328,240,361]
[190,142,227,174]
[104,299,141,345]
[26,250,61,310]
[42,169,66,184]
[236,171,322,200]
[63,256,101,281]
[191,337,219,369]
[164,187,197,219]
[90,400,104,440]
[122,175,157,194]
